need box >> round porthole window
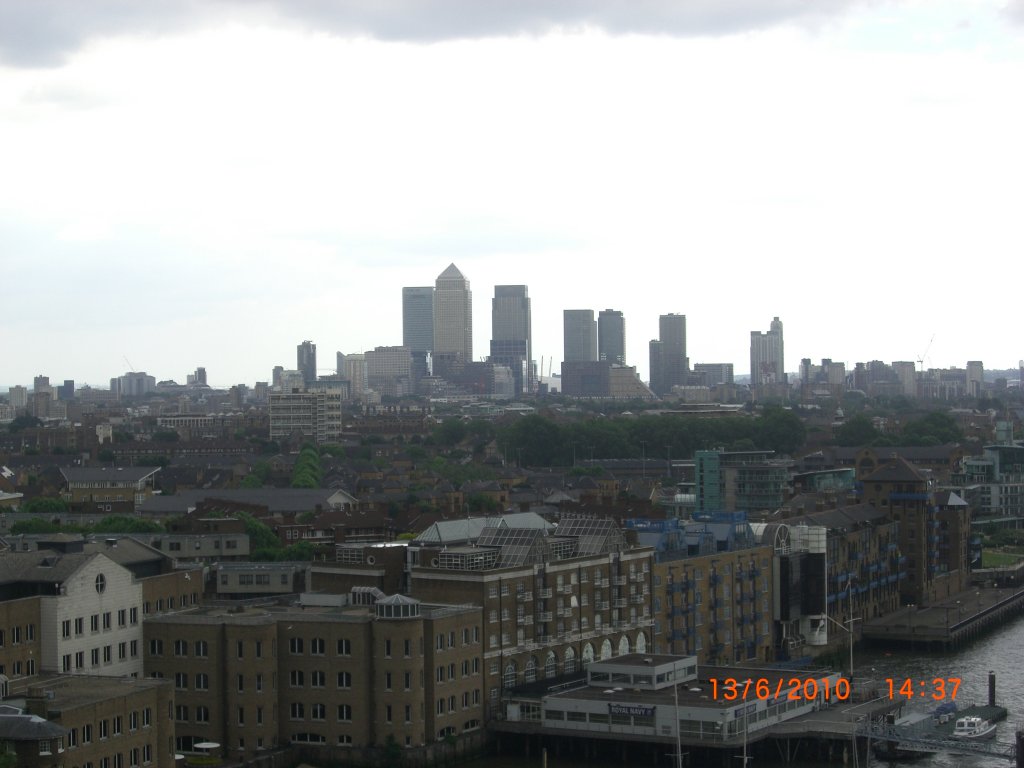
[95,574,106,593]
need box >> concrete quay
[862,586,1024,650]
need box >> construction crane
[916,334,935,372]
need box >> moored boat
[951,715,996,740]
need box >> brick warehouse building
[144,592,484,762]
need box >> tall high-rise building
[403,286,436,384]
[432,264,472,375]
[297,340,317,386]
[598,309,626,366]
[563,310,597,363]
[402,287,435,353]
[750,316,785,387]
[649,314,687,396]
[490,285,533,395]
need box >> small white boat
[951,715,996,740]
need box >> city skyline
[3,1,1024,386]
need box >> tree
[834,415,879,447]
[92,516,163,533]
[19,496,68,514]
[11,518,62,534]
[901,412,962,446]
[7,414,42,432]
[152,430,180,442]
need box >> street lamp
[823,614,860,684]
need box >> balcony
[597,601,610,611]
[516,614,534,625]
[612,575,627,586]
[557,606,573,618]
[538,611,553,622]
[630,594,646,605]
[596,578,610,588]
[613,598,628,609]
[516,592,533,602]
[560,584,575,595]
[537,588,553,599]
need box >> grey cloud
[2,0,879,68]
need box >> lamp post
[824,614,860,684]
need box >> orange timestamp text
[709,676,852,703]
[885,677,961,701]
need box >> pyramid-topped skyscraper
[432,264,472,374]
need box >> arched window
[544,651,556,679]
[564,646,578,674]
[503,661,518,690]
[635,631,648,654]
[618,635,630,656]
[600,639,612,660]
[524,656,538,683]
[581,642,595,668]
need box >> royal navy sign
[608,703,655,717]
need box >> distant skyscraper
[598,309,626,366]
[563,310,597,363]
[297,340,317,386]
[649,314,687,396]
[402,286,435,353]
[750,316,785,387]
[432,264,472,373]
[490,285,533,395]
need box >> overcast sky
[2,0,1022,389]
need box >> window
[103,612,112,630]
[337,704,352,722]
[118,642,127,660]
[114,716,123,735]
[385,704,393,723]
[384,639,392,657]
[68,727,78,748]
[196,706,210,723]
[129,607,138,625]
[143,708,152,727]
[404,638,412,657]
[238,707,245,725]
[236,640,244,658]
[75,651,84,669]
[290,702,304,720]
[91,648,100,666]
[404,671,412,690]
[103,645,112,663]
[337,638,351,655]
[149,639,163,656]
[236,673,245,692]
[337,671,352,688]
[91,615,99,632]
[290,670,304,687]
[289,637,303,654]
[100,718,109,738]
[83,724,92,744]
[173,640,187,656]
[175,672,188,690]
[62,654,72,672]
[311,670,326,688]
[129,711,138,731]
[75,617,84,635]
[175,705,188,722]
[143,744,152,763]
[196,674,210,691]
[311,637,325,655]
[130,747,140,768]
[130,640,138,658]
[254,640,262,658]
[311,703,326,721]
[62,619,71,638]
[195,640,208,657]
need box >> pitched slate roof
[60,466,161,484]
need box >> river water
[461,610,1024,768]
